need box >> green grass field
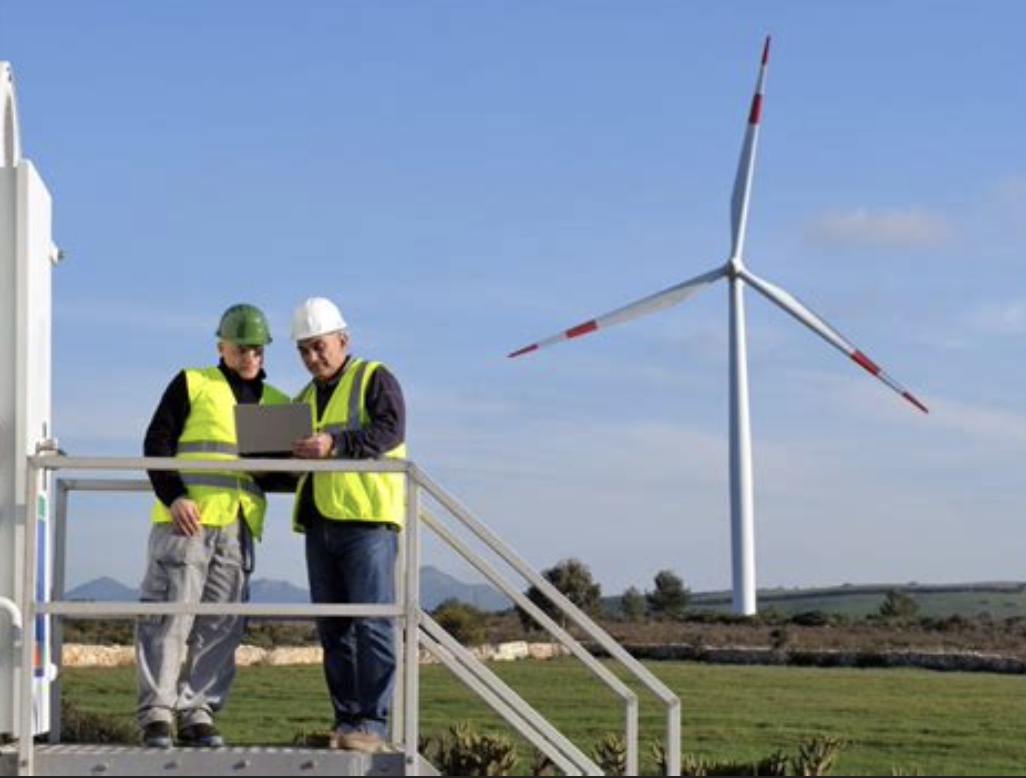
[61,658,1026,775]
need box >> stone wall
[62,642,1026,674]
[60,641,569,668]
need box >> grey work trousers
[135,520,250,729]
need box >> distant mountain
[249,578,309,603]
[69,575,1026,621]
[64,566,510,612]
[65,576,138,602]
[420,565,511,612]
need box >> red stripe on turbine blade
[566,321,599,339]
[508,344,539,358]
[851,350,880,375]
[903,392,929,414]
[749,93,763,125]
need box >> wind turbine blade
[729,36,771,261]
[509,266,727,357]
[740,268,929,413]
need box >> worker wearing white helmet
[288,296,407,754]
[289,295,348,341]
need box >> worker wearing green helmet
[216,303,273,346]
[136,303,289,749]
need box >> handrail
[18,452,681,775]
[413,463,682,775]
[422,510,642,770]
[420,614,602,775]
[0,597,22,640]
[0,597,23,734]
[29,454,409,473]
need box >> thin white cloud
[806,207,955,250]
[55,302,214,334]
[813,372,1026,454]
[994,175,1026,210]
[920,395,1026,449]
[987,175,1026,236]
[966,299,1026,336]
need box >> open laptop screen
[233,403,312,457]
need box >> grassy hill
[684,581,1026,619]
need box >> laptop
[233,403,313,457]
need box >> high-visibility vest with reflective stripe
[292,359,407,530]
[151,366,290,539]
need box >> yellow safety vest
[150,366,290,539]
[292,358,407,531]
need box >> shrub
[423,720,518,776]
[432,599,489,646]
[791,610,831,627]
[592,732,626,775]
[653,734,847,776]
[60,695,135,744]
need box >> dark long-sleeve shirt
[314,358,405,458]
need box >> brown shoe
[334,729,385,753]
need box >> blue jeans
[305,519,398,738]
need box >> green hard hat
[216,303,272,346]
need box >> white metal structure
[8,455,681,776]
[0,60,61,739]
[509,37,928,616]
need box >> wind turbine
[508,36,928,616]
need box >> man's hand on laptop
[293,432,335,460]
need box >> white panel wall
[0,163,22,738]
[1,63,55,737]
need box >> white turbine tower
[509,37,928,616]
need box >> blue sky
[3,1,1025,598]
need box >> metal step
[3,744,439,776]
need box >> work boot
[140,720,173,749]
[177,722,225,748]
[332,728,385,754]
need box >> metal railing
[14,452,680,776]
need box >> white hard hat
[290,297,348,341]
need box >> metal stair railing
[16,452,680,776]
[419,614,602,775]
[18,454,420,777]
[411,463,681,775]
